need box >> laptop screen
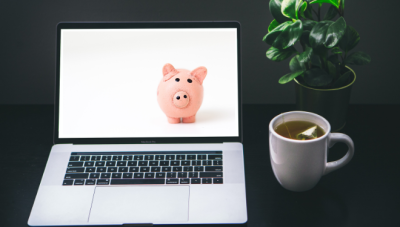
[58,26,239,139]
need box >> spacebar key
[111,179,165,185]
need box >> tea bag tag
[296,126,318,140]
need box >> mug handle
[323,133,355,175]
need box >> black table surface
[1,104,399,227]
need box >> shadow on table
[270,184,348,227]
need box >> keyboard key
[80,156,91,161]
[205,166,223,171]
[97,179,110,185]
[192,161,201,166]
[160,161,169,166]
[208,155,223,160]
[191,178,201,184]
[166,155,175,160]
[167,172,176,178]
[91,156,102,161]
[213,160,223,165]
[85,179,96,185]
[176,155,185,160]
[149,161,158,166]
[112,156,122,161]
[144,155,154,160]
[134,155,143,160]
[95,161,105,167]
[129,167,139,172]
[69,156,80,161]
[111,179,165,185]
[180,178,190,184]
[118,167,128,172]
[202,178,212,184]
[100,173,111,178]
[106,161,116,166]
[213,178,223,184]
[102,156,112,161]
[89,173,100,179]
[189,172,198,178]
[117,161,127,166]
[63,180,74,185]
[85,167,95,172]
[127,161,138,166]
[84,161,95,167]
[197,155,206,160]
[194,166,204,171]
[151,167,161,172]
[138,161,148,166]
[140,167,150,172]
[145,173,155,178]
[162,167,172,172]
[134,173,144,178]
[156,173,165,178]
[200,172,223,178]
[123,173,133,178]
[178,172,187,178]
[66,167,84,173]
[181,161,190,166]
[112,173,122,178]
[68,162,83,167]
[155,155,164,160]
[107,167,118,172]
[187,155,196,160]
[166,178,179,184]
[173,167,182,172]
[123,155,133,161]
[202,161,212,166]
[65,173,89,179]
[74,179,85,185]
[96,167,106,172]
[171,161,180,166]
[183,167,193,172]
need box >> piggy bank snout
[173,91,190,108]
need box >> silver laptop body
[28,21,247,226]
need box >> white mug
[269,111,354,192]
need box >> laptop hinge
[123,224,153,227]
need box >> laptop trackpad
[89,186,189,224]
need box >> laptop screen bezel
[54,22,242,144]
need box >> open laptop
[28,21,247,226]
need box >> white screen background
[59,28,238,138]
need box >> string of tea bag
[281,114,292,139]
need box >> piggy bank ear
[162,63,177,81]
[191,66,207,85]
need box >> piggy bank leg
[167,117,181,124]
[182,115,195,123]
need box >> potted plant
[263,0,371,131]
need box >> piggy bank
[157,63,207,123]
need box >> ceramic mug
[269,111,354,192]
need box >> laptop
[28,21,247,226]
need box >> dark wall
[1,0,397,104]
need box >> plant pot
[294,66,356,132]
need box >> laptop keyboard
[63,151,223,186]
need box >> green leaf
[325,17,346,48]
[300,30,311,46]
[279,71,304,84]
[303,68,333,87]
[341,0,345,10]
[266,46,297,62]
[301,2,314,19]
[272,20,303,49]
[327,54,339,64]
[302,20,317,31]
[331,47,342,54]
[268,19,280,32]
[281,0,300,19]
[332,70,352,88]
[309,20,333,51]
[263,21,293,45]
[298,46,313,63]
[345,51,371,65]
[323,5,337,20]
[309,0,339,8]
[310,53,321,67]
[290,55,306,72]
[270,0,292,23]
[327,61,337,77]
[339,25,360,52]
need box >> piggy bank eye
[187,79,192,83]
[175,78,180,82]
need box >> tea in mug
[275,120,325,140]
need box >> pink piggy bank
[157,63,207,124]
